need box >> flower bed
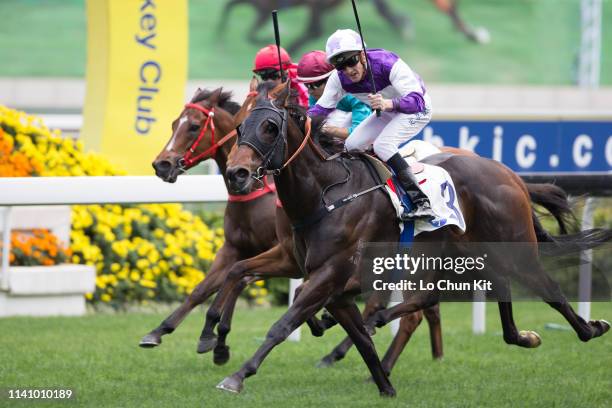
[0,106,255,307]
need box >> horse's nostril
[235,168,249,181]
[228,167,250,184]
[153,160,172,173]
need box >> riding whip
[272,10,285,82]
[351,0,380,117]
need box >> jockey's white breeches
[345,105,432,162]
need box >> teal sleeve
[337,95,372,134]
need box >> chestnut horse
[218,83,610,396]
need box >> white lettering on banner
[573,134,593,168]
[492,125,503,162]
[134,1,160,136]
[606,135,612,167]
[423,126,445,147]
[459,126,479,151]
[516,134,537,169]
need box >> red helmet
[253,45,293,72]
[297,50,334,83]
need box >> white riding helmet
[325,29,365,63]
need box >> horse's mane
[261,83,344,155]
[191,88,241,115]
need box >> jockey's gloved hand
[367,93,392,112]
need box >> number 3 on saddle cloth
[382,140,467,246]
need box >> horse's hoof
[197,335,217,354]
[590,319,610,338]
[213,344,230,366]
[365,325,376,336]
[473,27,491,44]
[380,387,396,398]
[139,333,161,348]
[316,356,335,368]
[216,375,243,394]
[519,330,542,348]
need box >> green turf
[0,0,611,84]
[1,302,610,407]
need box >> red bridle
[181,103,233,169]
[180,91,259,169]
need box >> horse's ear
[282,79,292,108]
[209,87,224,105]
[190,87,202,101]
[249,76,259,93]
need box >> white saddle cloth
[386,140,466,236]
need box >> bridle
[178,92,258,171]
[239,101,313,181]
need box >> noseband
[238,101,312,179]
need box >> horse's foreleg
[216,266,337,394]
[213,246,301,365]
[317,293,386,368]
[199,244,291,354]
[138,244,238,348]
[423,304,444,359]
[325,299,396,396]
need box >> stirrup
[401,201,436,221]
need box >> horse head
[152,87,241,183]
[226,80,308,194]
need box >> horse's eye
[266,121,277,133]
[189,123,200,132]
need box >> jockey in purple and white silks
[308,29,435,220]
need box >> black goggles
[304,79,327,90]
[256,70,282,81]
[332,54,361,71]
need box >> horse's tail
[526,182,611,253]
[532,208,612,256]
[526,183,578,234]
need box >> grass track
[1,302,610,407]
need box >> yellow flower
[101,293,111,302]
[140,279,157,289]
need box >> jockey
[296,50,371,139]
[253,45,309,108]
[308,29,434,220]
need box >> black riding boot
[386,153,436,220]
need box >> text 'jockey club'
[134,0,160,136]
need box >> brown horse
[219,83,610,396]
[217,0,489,54]
[141,89,279,361]
[142,86,443,367]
